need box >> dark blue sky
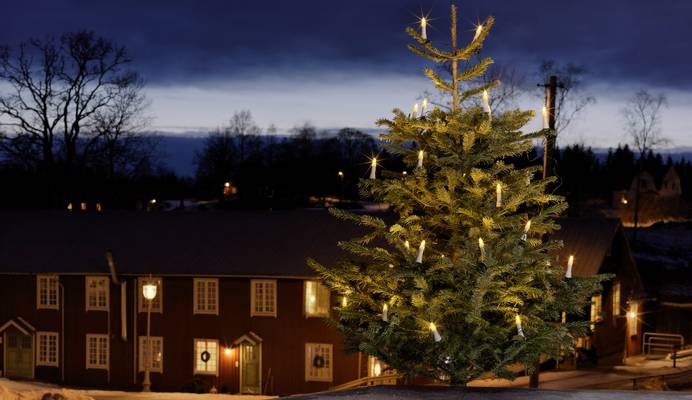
[2,0,691,146]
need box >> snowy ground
[0,379,276,400]
[287,386,692,399]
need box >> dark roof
[0,212,626,279]
[0,210,365,278]
[550,218,622,277]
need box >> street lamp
[337,171,344,202]
[142,279,158,392]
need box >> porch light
[224,347,232,357]
[627,310,637,320]
[142,282,157,301]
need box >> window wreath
[312,354,325,368]
[200,350,211,363]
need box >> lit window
[612,282,621,317]
[193,339,218,375]
[37,332,59,367]
[251,279,277,317]
[86,276,109,311]
[305,343,332,382]
[138,277,163,313]
[139,336,163,372]
[304,281,330,317]
[590,294,602,330]
[37,275,59,310]
[86,334,109,370]
[193,279,218,315]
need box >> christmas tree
[309,5,606,385]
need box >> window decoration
[193,339,218,375]
[305,343,332,382]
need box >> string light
[482,89,491,118]
[417,150,424,168]
[566,255,574,278]
[429,322,442,342]
[404,240,410,250]
[421,98,428,114]
[370,157,377,179]
[416,240,426,263]
[521,220,531,241]
[473,24,483,41]
[412,102,419,118]
[515,315,525,338]
[342,295,348,307]
[420,16,428,40]
[496,183,503,208]
[382,303,389,322]
[478,238,486,260]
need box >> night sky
[2,0,691,147]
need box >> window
[86,276,109,311]
[86,334,109,370]
[305,343,332,382]
[251,279,276,317]
[138,277,163,313]
[37,275,59,309]
[138,336,163,372]
[37,332,59,367]
[304,281,330,317]
[612,282,621,317]
[193,339,218,375]
[590,294,602,330]
[193,279,218,315]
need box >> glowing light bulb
[417,150,424,169]
[496,183,503,208]
[416,240,426,263]
[370,157,377,179]
[515,314,525,337]
[478,238,486,260]
[521,220,531,241]
[420,17,428,40]
[474,24,483,41]
[566,255,574,278]
[421,98,428,114]
[429,322,442,342]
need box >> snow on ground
[0,379,276,400]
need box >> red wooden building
[0,211,644,394]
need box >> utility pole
[538,75,562,179]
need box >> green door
[5,331,34,379]
[240,343,261,394]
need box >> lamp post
[337,171,344,203]
[142,279,158,392]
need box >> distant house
[0,211,644,394]
[550,218,645,365]
[612,166,686,227]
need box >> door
[240,342,261,394]
[5,331,34,379]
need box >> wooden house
[0,211,644,394]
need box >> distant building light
[224,182,230,188]
[96,202,102,212]
[80,202,87,211]
[620,196,628,205]
[338,171,344,177]
[67,202,73,211]
[149,199,157,205]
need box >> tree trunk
[529,360,540,388]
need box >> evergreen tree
[309,6,606,385]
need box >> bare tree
[0,31,147,178]
[537,60,596,135]
[622,89,668,240]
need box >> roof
[0,210,365,278]
[550,218,622,277]
[0,212,626,279]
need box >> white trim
[138,336,163,373]
[85,276,110,312]
[193,278,218,315]
[305,342,333,382]
[36,332,59,367]
[85,334,109,370]
[36,275,59,310]
[15,317,36,332]
[0,320,30,336]
[250,279,277,317]
[192,338,219,376]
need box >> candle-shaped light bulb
[342,295,348,307]
[369,157,377,179]
[542,106,549,129]
[429,322,442,342]
[561,311,567,324]
[478,237,486,260]
[382,303,389,322]
[482,89,491,116]
[474,24,483,41]
[521,220,531,241]
[515,314,525,337]
[416,240,426,263]
[420,17,427,40]
[496,183,503,208]
[421,98,428,114]
[417,150,424,169]
[566,255,574,278]
[412,102,419,118]
[404,240,410,250]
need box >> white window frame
[193,338,219,376]
[138,277,163,313]
[86,334,109,370]
[36,332,59,367]
[304,280,330,318]
[85,276,110,312]
[305,343,333,382]
[36,275,59,310]
[138,336,164,373]
[590,294,603,330]
[251,279,277,317]
[193,278,219,315]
